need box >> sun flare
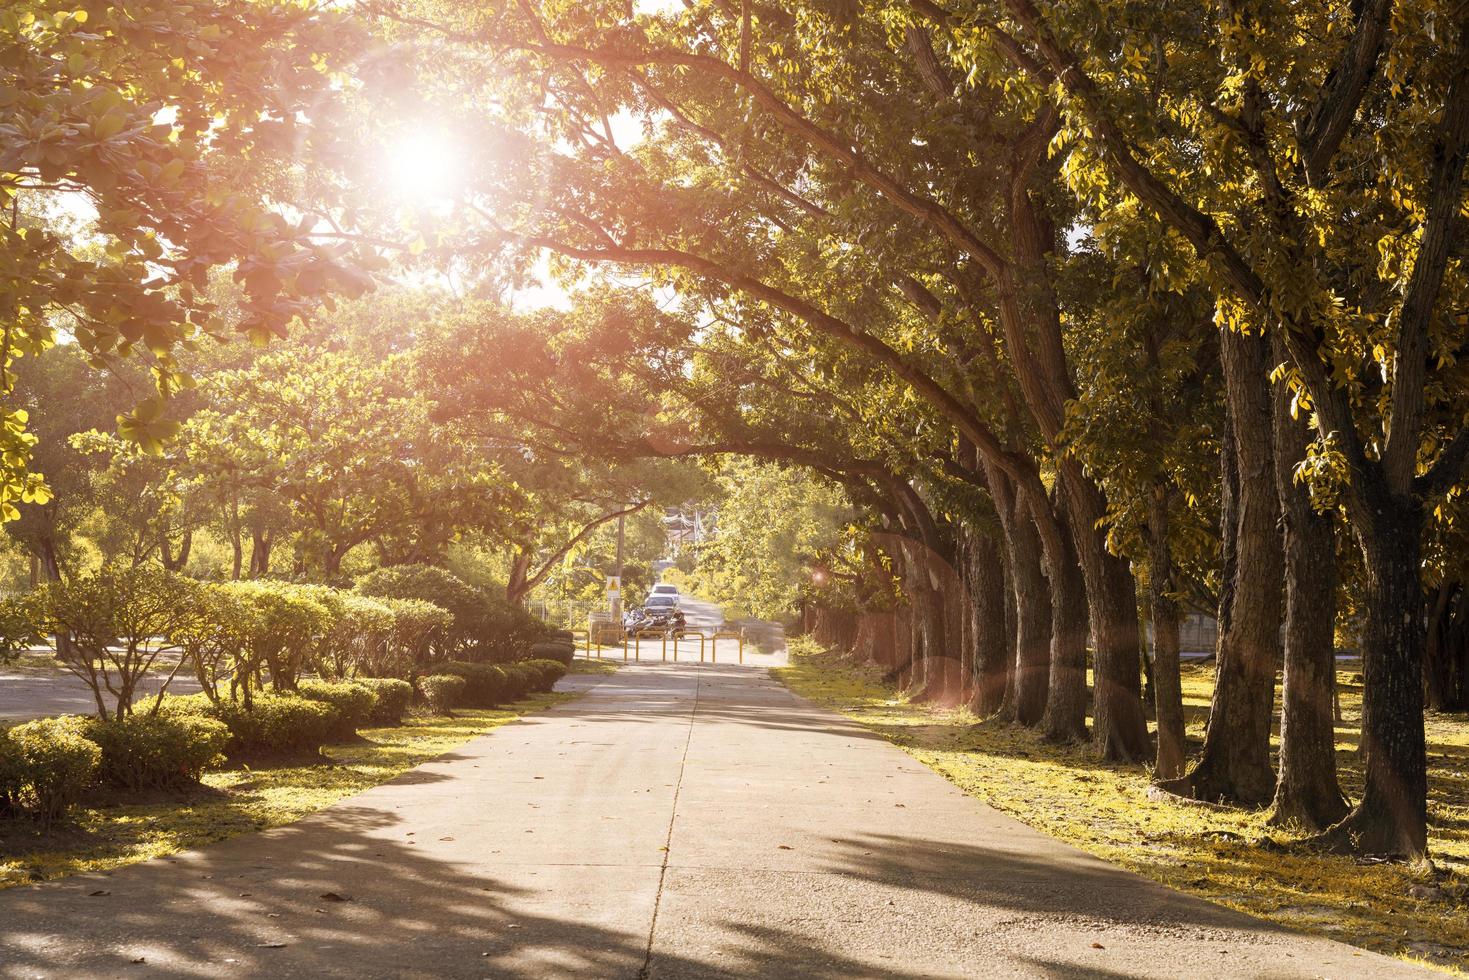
[384,128,462,201]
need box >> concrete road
[0,662,200,721]
[0,664,1431,978]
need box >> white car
[650,583,680,605]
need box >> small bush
[356,677,414,725]
[298,680,378,738]
[498,663,538,701]
[437,661,506,707]
[521,659,568,693]
[0,718,100,826]
[419,674,466,715]
[83,713,229,791]
[177,694,339,757]
[529,640,575,666]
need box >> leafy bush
[308,590,395,681]
[529,639,575,667]
[0,718,100,826]
[521,659,569,692]
[216,580,331,694]
[368,597,452,678]
[474,591,552,662]
[498,663,537,701]
[171,693,339,757]
[298,680,378,737]
[356,677,414,725]
[82,714,229,791]
[174,585,255,703]
[419,674,465,715]
[437,661,506,707]
[39,565,202,718]
[356,565,482,657]
[355,565,548,662]
[0,592,46,667]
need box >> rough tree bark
[1160,329,1282,805]
[1148,483,1187,781]
[1269,349,1349,830]
[994,478,1051,725]
[1040,486,1089,743]
[966,528,1011,717]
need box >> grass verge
[0,689,582,889]
[772,638,1469,974]
[570,656,623,674]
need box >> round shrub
[297,680,378,738]
[82,713,229,791]
[357,677,414,725]
[498,664,537,701]
[200,694,339,756]
[437,661,506,707]
[419,674,466,715]
[0,718,100,826]
[521,659,569,693]
[529,640,575,667]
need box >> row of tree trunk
[806,331,1443,847]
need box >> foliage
[169,693,339,757]
[216,580,330,694]
[297,680,379,738]
[418,674,466,715]
[695,460,853,620]
[173,584,255,703]
[355,677,415,725]
[38,564,200,719]
[0,0,371,514]
[529,639,575,667]
[520,659,568,693]
[436,662,507,708]
[356,564,488,656]
[81,714,229,792]
[374,597,453,677]
[0,718,99,827]
[0,591,46,666]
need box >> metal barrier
[626,629,668,662]
[672,629,705,663]
[710,629,745,664]
[568,628,591,659]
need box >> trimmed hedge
[167,693,339,756]
[357,677,414,725]
[419,674,465,715]
[521,659,569,693]
[298,680,378,737]
[83,713,229,791]
[499,663,539,701]
[0,718,100,826]
[437,661,506,707]
[529,640,575,667]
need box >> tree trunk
[1161,329,1281,805]
[1040,490,1088,742]
[506,550,533,606]
[966,528,1010,717]
[1060,467,1150,759]
[1000,487,1051,725]
[249,529,272,578]
[160,529,192,572]
[1149,483,1187,781]
[1426,582,1469,711]
[1313,506,1429,858]
[1269,356,1349,830]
